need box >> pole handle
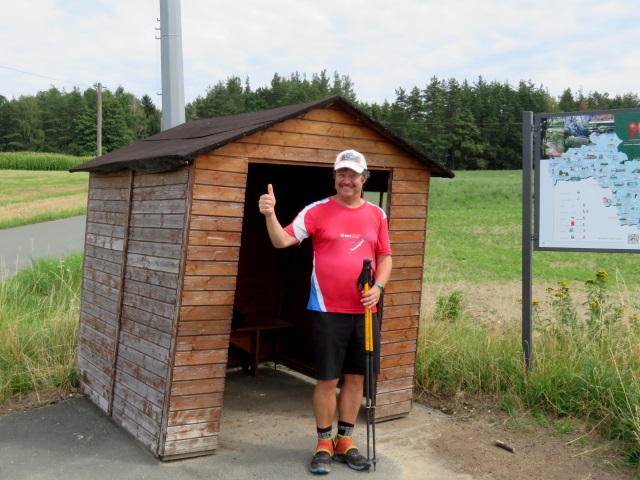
[358,258,375,352]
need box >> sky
[1,0,639,108]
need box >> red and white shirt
[284,197,392,314]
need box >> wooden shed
[70,95,454,460]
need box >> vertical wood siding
[162,155,247,458]
[77,171,131,412]
[110,168,189,455]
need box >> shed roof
[70,95,454,178]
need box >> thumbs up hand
[259,184,276,216]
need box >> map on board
[537,111,640,251]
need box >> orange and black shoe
[309,438,334,475]
[332,434,370,471]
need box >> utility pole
[97,82,102,157]
[159,0,185,130]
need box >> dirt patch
[0,388,73,417]
[416,392,637,480]
[425,278,640,327]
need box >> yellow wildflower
[595,269,608,280]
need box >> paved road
[0,215,86,278]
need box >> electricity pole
[159,0,185,130]
[97,82,102,157]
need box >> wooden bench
[229,319,293,376]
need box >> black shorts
[311,311,381,380]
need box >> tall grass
[420,171,640,463]
[0,254,82,402]
[418,269,640,463]
[0,152,91,171]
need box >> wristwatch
[374,282,385,293]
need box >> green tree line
[2,70,639,170]
[0,86,161,156]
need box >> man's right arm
[258,184,299,249]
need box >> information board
[535,109,640,252]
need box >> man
[258,149,392,474]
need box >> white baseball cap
[334,150,367,173]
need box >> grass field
[0,152,90,171]
[424,171,640,326]
[427,170,640,285]
[0,171,89,229]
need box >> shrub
[434,290,465,322]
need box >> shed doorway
[229,162,390,378]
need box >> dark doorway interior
[231,163,389,376]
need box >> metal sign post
[522,111,534,370]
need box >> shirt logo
[338,233,367,251]
[350,238,365,251]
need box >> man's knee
[342,374,364,388]
[316,378,340,392]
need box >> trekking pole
[357,258,378,471]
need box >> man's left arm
[374,254,392,291]
[361,254,392,309]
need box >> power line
[0,64,94,90]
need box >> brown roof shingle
[70,96,454,178]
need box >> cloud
[1,0,638,106]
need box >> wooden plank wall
[162,155,247,458]
[378,167,430,419]
[77,171,131,413]
[108,168,190,455]
[221,104,430,420]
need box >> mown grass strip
[0,171,88,229]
